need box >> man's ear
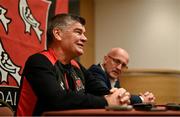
[104,56,108,63]
[53,28,62,41]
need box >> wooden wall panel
[120,69,180,104]
[80,0,95,68]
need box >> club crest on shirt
[70,69,85,91]
[75,77,84,91]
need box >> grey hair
[46,13,86,47]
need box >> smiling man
[15,14,130,116]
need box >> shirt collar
[100,63,117,88]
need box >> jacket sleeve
[79,64,110,96]
[130,95,142,105]
[24,54,108,110]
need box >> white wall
[95,0,180,69]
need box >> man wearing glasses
[88,47,155,104]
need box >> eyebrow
[74,28,82,31]
[74,27,85,33]
[109,55,127,65]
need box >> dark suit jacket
[88,64,142,105]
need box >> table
[42,108,180,116]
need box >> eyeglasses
[108,55,128,70]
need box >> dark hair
[46,13,86,47]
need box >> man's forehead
[115,49,128,57]
[110,50,129,62]
[66,22,85,30]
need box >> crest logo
[19,0,43,42]
[0,41,21,86]
[0,6,11,33]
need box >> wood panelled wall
[120,69,180,104]
[79,0,95,68]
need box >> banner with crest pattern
[0,0,68,111]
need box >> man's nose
[81,34,87,42]
[116,63,123,70]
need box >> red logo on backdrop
[0,0,51,110]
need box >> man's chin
[76,50,84,56]
[109,74,118,80]
[111,72,120,77]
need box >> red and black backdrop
[0,0,80,111]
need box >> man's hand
[104,88,130,106]
[139,91,155,103]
